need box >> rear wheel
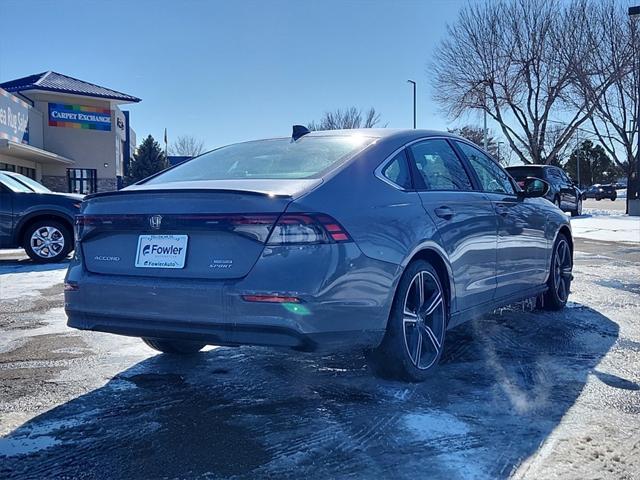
[540,233,572,311]
[571,198,582,217]
[23,220,72,263]
[367,260,447,382]
[611,193,617,201]
[142,338,206,354]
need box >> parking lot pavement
[0,240,639,480]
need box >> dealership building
[0,71,140,193]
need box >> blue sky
[0,0,483,150]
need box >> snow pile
[570,215,640,243]
[617,189,627,199]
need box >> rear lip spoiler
[84,188,293,201]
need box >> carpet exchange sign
[0,88,29,144]
[48,103,112,131]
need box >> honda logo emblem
[149,215,163,230]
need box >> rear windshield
[144,136,374,184]
[506,167,544,180]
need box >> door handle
[495,203,509,216]
[434,206,455,220]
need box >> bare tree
[308,107,383,131]
[168,135,206,157]
[573,0,638,208]
[431,0,598,165]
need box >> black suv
[584,184,617,201]
[0,172,82,262]
[506,165,583,216]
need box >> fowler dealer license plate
[135,235,188,268]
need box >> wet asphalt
[0,238,638,480]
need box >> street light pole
[407,80,416,129]
[576,131,581,188]
[629,6,640,215]
[483,85,488,150]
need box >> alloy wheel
[402,270,446,370]
[553,239,572,302]
[30,226,65,259]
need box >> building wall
[27,93,123,192]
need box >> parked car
[506,165,583,216]
[65,129,573,382]
[0,172,82,262]
[584,184,617,201]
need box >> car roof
[506,164,546,169]
[303,128,468,144]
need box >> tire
[23,220,73,263]
[596,197,602,201]
[367,260,448,382]
[611,193,617,201]
[142,338,206,354]
[540,233,572,311]
[571,198,582,217]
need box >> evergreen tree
[564,140,622,186]
[127,135,168,184]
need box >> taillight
[266,214,352,245]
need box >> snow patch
[570,215,640,243]
[0,265,67,300]
[402,411,470,441]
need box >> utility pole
[407,80,417,129]
[628,6,640,215]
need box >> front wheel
[23,220,72,263]
[540,234,573,311]
[142,338,206,354]
[367,260,447,382]
[554,197,562,210]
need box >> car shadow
[0,304,619,479]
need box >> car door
[0,183,15,247]
[406,138,498,315]
[555,168,576,209]
[454,141,548,300]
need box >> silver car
[65,128,573,381]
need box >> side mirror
[519,177,549,198]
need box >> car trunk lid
[79,180,319,279]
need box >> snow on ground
[570,215,640,244]
[0,262,68,301]
[617,189,627,199]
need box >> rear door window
[408,139,472,191]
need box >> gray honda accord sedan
[65,128,573,381]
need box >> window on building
[67,168,97,194]
[0,163,36,179]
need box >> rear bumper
[66,313,383,351]
[65,243,398,351]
